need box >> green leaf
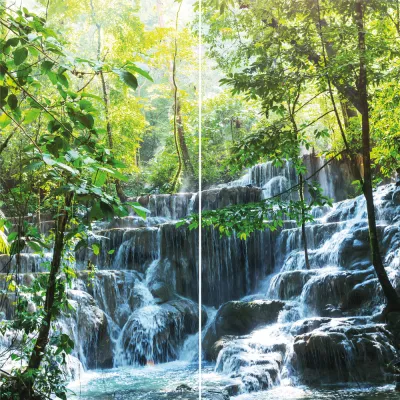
[28,46,39,57]
[43,154,57,166]
[108,249,115,255]
[75,112,94,129]
[23,161,44,171]
[7,94,18,110]
[92,243,100,255]
[90,202,102,220]
[0,62,7,79]
[0,114,11,129]
[5,37,19,48]
[41,60,54,72]
[57,73,69,88]
[176,220,188,228]
[0,86,8,100]
[79,99,93,110]
[46,71,58,85]
[100,201,115,220]
[7,232,18,241]
[24,108,41,123]
[27,241,42,253]
[125,64,153,82]
[112,169,128,182]
[128,202,149,219]
[10,239,25,255]
[13,47,28,66]
[56,162,79,175]
[114,69,138,90]
[81,92,104,102]
[93,170,107,187]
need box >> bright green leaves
[127,201,150,219]
[93,170,107,187]
[91,243,100,255]
[24,108,41,123]
[27,240,43,253]
[13,47,28,65]
[0,113,11,128]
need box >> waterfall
[1,155,399,399]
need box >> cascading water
[201,182,400,398]
[1,156,399,399]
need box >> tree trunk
[288,105,311,270]
[90,0,127,203]
[176,101,195,179]
[299,174,310,270]
[22,192,73,396]
[339,101,357,128]
[100,71,127,202]
[159,0,194,192]
[355,0,400,311]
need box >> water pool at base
[67,362,399,400]
[67,361,199,399]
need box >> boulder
[60,290,113,369]
[392,188,400,205]
[293,318,397,383]
[150,281,175,303]
[203,300,286,360]
[302,268,376,315]
[269,270,317,300]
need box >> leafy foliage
[0,3,149,398]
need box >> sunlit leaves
[0,114,11,128]
[91,243,100,255]
[24,108,41,123]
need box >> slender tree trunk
[158,0,194,192]
[176,101,195,178]
[100,71,127,202]
[355,0,400,311]
[288,104,311,270]
[299,173,310,270]
[339,101,357,129]
[90,0,127,202]
[22,192,73,396]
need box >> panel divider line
[198,0,202,398]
